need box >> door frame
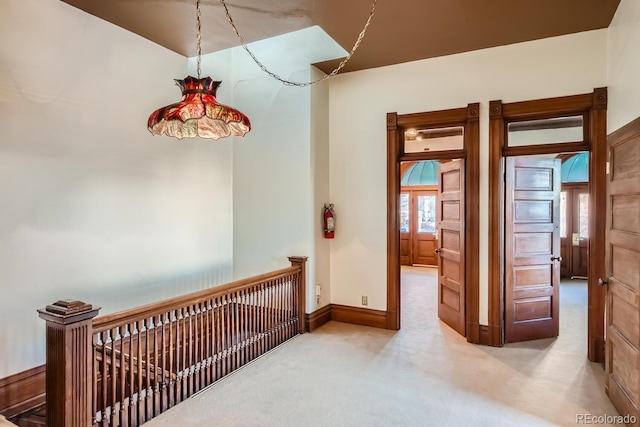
[488,88,608,361]
[400,185,438,266]
[386,104,481,343]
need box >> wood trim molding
[592,87,608,111]
[0,365,45,419]
[400,150,466,162]
[400,185,438,192]
[396,107,468,128]
[387,112,398,130]
[387,103,481,340]
[479,325,490,345]
[387,112,401,329]
[305,304,388,331]
[503,142,590,157]
[465,103,481,344]
[305,305,332,332]
[487,100,504,347]
[588,88,608,363]
[501,93,593,119]
[331,305,388,329]
[488,89,608,357]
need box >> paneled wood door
[505,157,561,343]
[560,185,589,279]
[436,160,465,336]
[413,190,438,265]
[605,121,640,421]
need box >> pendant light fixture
[147,0,250,140]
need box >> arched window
[401,161,441,186]
[561,152,588,183]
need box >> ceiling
[61,0,620,74]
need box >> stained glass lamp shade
[147,76,251,140]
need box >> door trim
[386,104,481,343]
[488,88,608,360]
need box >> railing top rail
[93,265,300,332]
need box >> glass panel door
[399,192,411,265]
[417,194,436,234]
[412,191,438,266]
[560,191,568,238]
[579,193,589,238]
[400,193,410,233]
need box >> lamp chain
[196,0,202,78]
[218,0,377,87]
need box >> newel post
[38,299,101,427]
[288,256,308,333]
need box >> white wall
[225,27,344,313]
[608,0,640,132]
[0,0,234,377]
[328,30,608,321]
[311,66,332,309]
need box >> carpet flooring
[144,267,619,427]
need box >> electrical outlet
[362,296,368,306]
[315,285,322,308]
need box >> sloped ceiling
[61,0,620,73]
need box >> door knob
[598,278,608,286]
[434,248,442,254]
[551,256,563,262]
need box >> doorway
[401,159,466,334]
[488,89,608,361]
[400,188,438,266]
[503,153,591,344]
[561,186,589,279]
[558,152,590,279]
[386,104,481,342]
[400,161,440,267]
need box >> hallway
[144,267,618,426]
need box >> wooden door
[400,192,411,265]
[412,190,438,265]
[570,188,589,278]
[505,157,561,343]
[436,160,465,335]
[559,185,589,279]
[605,124,640,421]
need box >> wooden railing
[38,256,307,427]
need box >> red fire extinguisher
[323,203,335,239]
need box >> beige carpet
[144,267,618,427]
[0,415,17,427]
